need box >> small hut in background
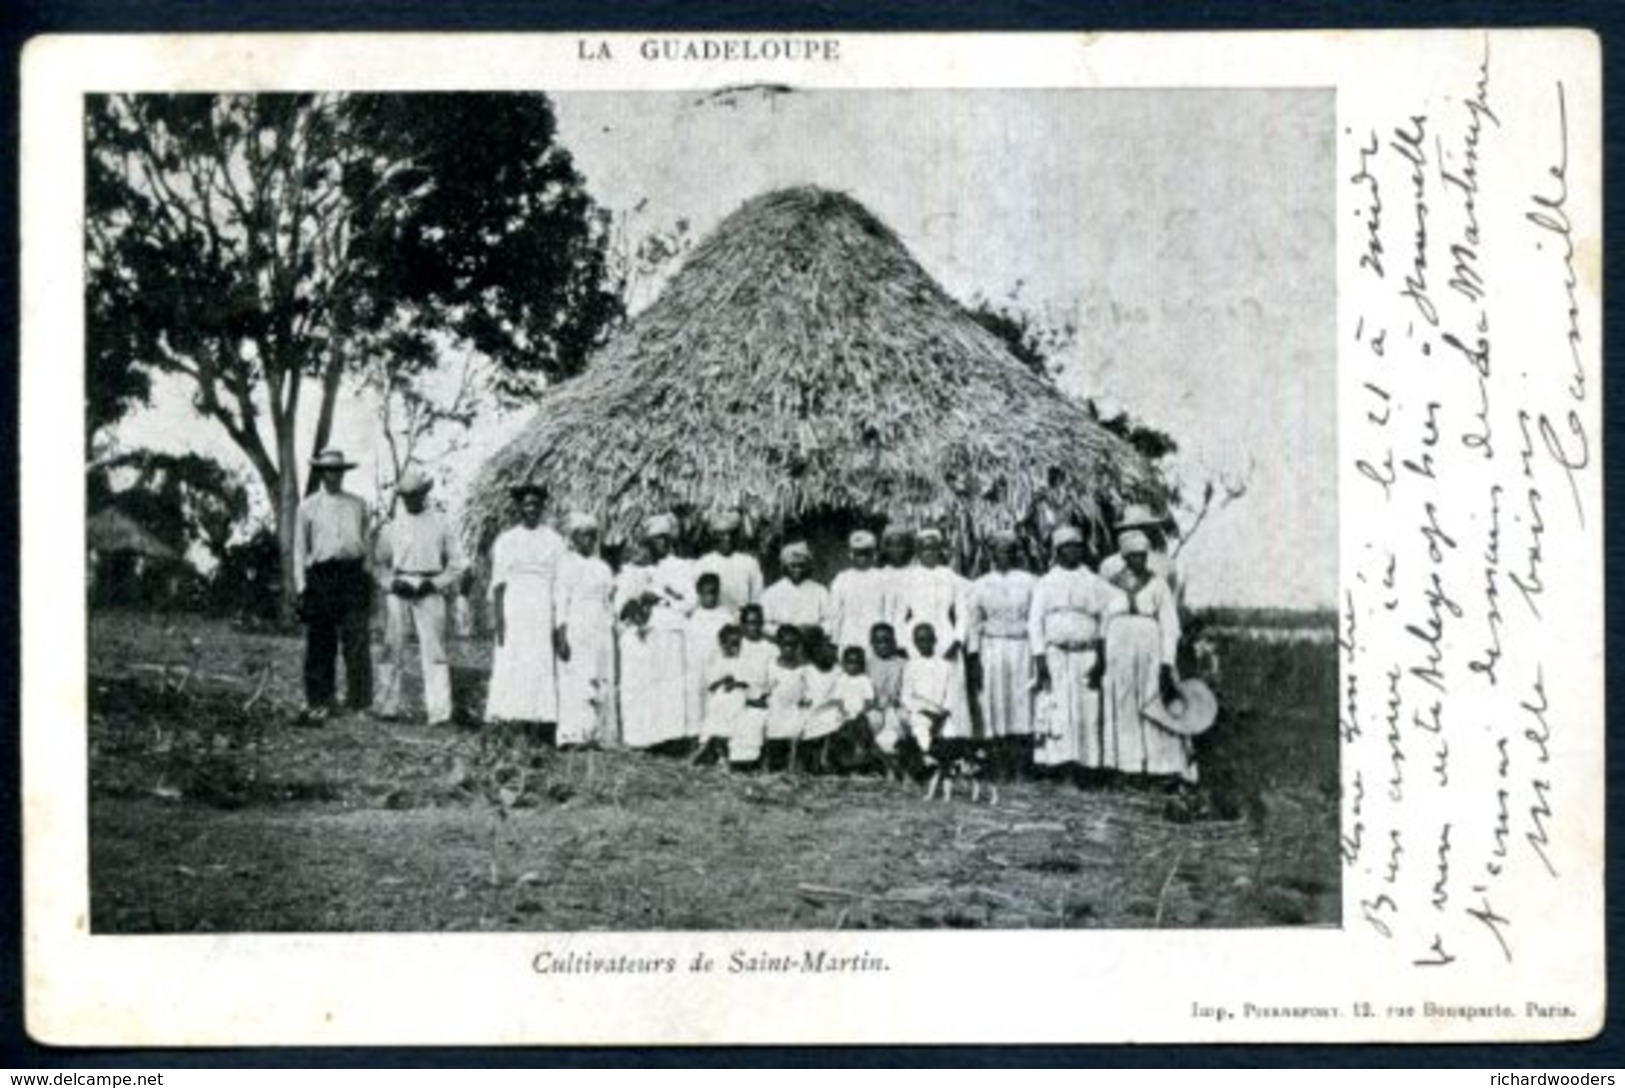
[86,506,183,606]
[469,187,1164,578]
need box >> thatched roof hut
[468,186,1164,565]
[86,506,179,561]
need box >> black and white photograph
[24,29,1603,1046]
[81,85,1338,934]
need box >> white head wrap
[1119,530,1151,555]
[1051,525,1084,547]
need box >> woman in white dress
[1101,529,1193,782]
[554,512,618,748]
[485,483,566,727]
[829,530,886,653]
[1028,525,1125,775]
[760,541,833,637]
[615,513,695,749]
[874,526,917,640]
[968,529,1037,773]
[1098,504,1184,604]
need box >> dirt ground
[86,610,1340,932]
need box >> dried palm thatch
[468,186,1164,553]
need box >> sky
[115,89,1335,609]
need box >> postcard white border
[21,30,1605,1046]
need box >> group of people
[294,446,1202,787]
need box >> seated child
[902,623,995,801]
[834,646,878,724]
[800,633,846,744]
[822,645,887,774]
[763,624,808,744]
[900,622,955,755]
[694,623,768,767]
[865,621,908,755]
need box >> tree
[88,449,251,564]
[365,341,487,518]
[86,93,623,613]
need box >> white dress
[485,524,565,722]
[801,666,845,741]
[764,660,809,741]
[616,555,695,747]
[694,551,764,613]
[829,566,887,652]
[969,568,1037,738]
[900,656,959,750]
[1099,549,1183,606]
[698,644,769,747]
[761,577,834,637]
[555,549,617,746]
[1028,566,1126,767]
[685,606,733,731]
[1102,573,1193,780]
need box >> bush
[208,528,283,621]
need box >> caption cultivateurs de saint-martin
[532,947,890,976]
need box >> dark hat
[310,448,357,472]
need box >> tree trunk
[306,356,345,496]
[276,424,303,624]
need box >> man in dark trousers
[293,448,374,723]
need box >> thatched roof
[87,506,179,560]
[468,186,1163,551]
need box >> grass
[85,608,1339,933]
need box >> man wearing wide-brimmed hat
[293,448,373,723]
[374,467,466,726]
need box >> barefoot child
[900,622,956,761]
[865,622,908,760]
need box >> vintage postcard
[21,30,1602,1045]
